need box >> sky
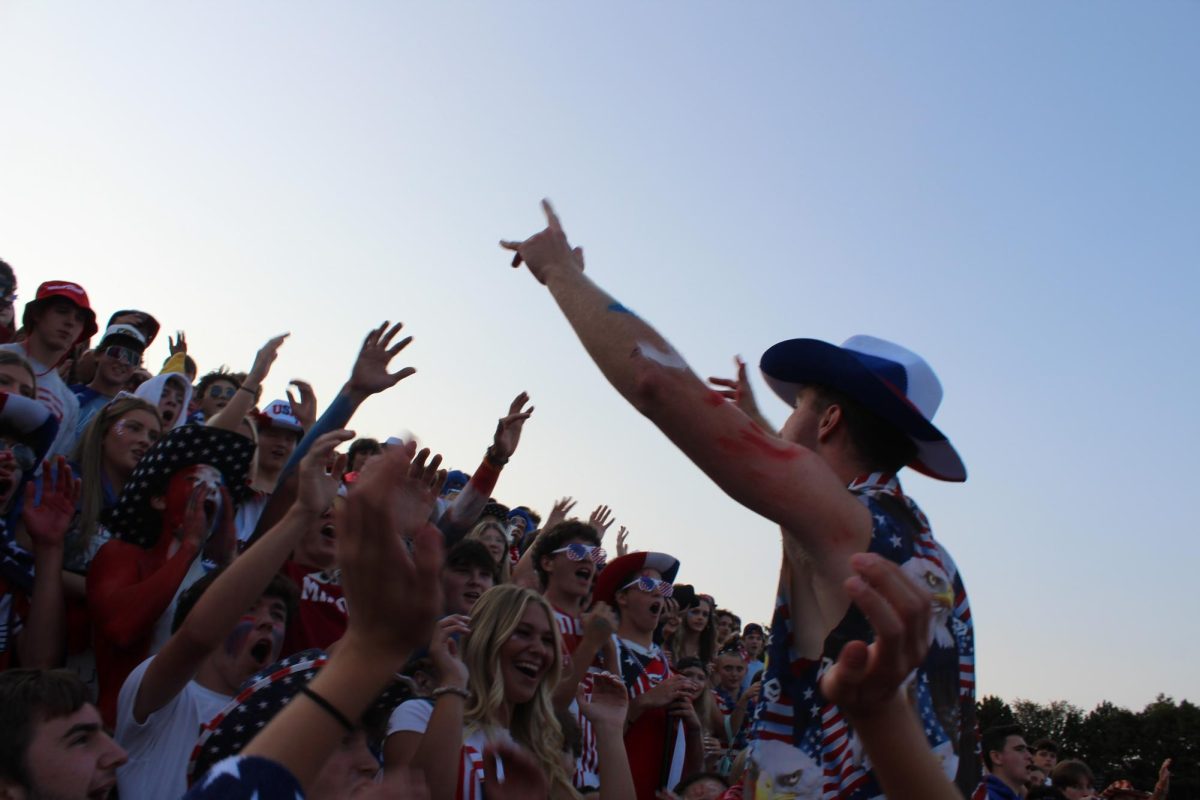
[1,2,1196,712]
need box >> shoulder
[184,756,302,800]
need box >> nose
[101,735,129,769]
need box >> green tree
[977,695,1015,731]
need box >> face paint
[704,389,726,407]
[162,464,226,536]
[607,301,639,318]
[225,616,255,658]
[633,341,687,370]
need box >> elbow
[629,361,673,419]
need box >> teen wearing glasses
[71,325,147,436]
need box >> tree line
[977,694,1197,795]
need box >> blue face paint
[607,301,639,318]
[225,617,255,658]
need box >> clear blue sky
[2,2,1196,711]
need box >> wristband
[237,384,256,395]
[432,686,469,700]
[298,686,354,733]
[484,446,509,467]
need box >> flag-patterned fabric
[747,472,979,799]
[553,606,599,788]
[617,637,686,799]
[183,755,302,800]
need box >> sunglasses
[622,575,674,597]
[101,345,141,366]
[551,543,607,564]
[208,385,237,400]
[0,440,36,472]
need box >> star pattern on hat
[106,424,256,549]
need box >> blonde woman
[417,584,634,800]
[465,518,512,583]
[66,396,162,579]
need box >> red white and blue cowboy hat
[591,551,680,609]
[759,334,966,482]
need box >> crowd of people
[0,204,1173,800]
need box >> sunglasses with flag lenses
[622,575,674,597]
[552,543,607,564]
[102,346,141,366]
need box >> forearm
[243,635,401,790]
[417,694,467,800]
[436,458,501,546]
[593,721,635,800]
[845,694,961,800]
[90,542,200,648]
[182,506,313,649]
[22,544,66,667]
[544,267,702,415]
[554,636,605,711]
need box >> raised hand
[616,526,631,558]
[336,442,445,661]
[297,430,353,514]
[249,333,290,384]
[22,457,80,551]
[480,740,548,800]
[287,380,318,430]
[429,614,470,690]
[177,483,214,551]
[641,674,698,710]
[394,447,446,536]
[500,200,585,285]
[818,553,932,718]
[347,321,416,398]
[580,671,630,730]
[202,485,238,567]
[168,330,188,355]
[490,392,534,462]
[588,504,615,540]
[708,355,773,432]
[542,496,576,532]
[582,601,618,645]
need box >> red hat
[22,281,98,340]
[592,551,680,609]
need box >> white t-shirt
[0,344,79,459]
[115,656,232,800]
[386,698,434,738]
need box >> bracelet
[432,686,469,700]
[484,446,509,467]
[298,686,354,733]
[237,384,256,395]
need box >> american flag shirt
[617,637,686,800]
[748,472,979,799]
[553,606,600,789]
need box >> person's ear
[817,402,841,443]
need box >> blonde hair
[464,585,576,799]
[465,519,512,583]
[70,397,161,562]
[0,351,36,394]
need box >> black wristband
[298,686,354,733]
[485,446,509,467]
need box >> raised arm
[207,333,289,431]
[436,392,533,545]
[239,442,445,791]
[18,458,80,668]
[249,322,416,546]
[502,202,868,571]
[132,431,353,722]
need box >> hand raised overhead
[500,200,584,284]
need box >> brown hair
[0,669,91,787]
